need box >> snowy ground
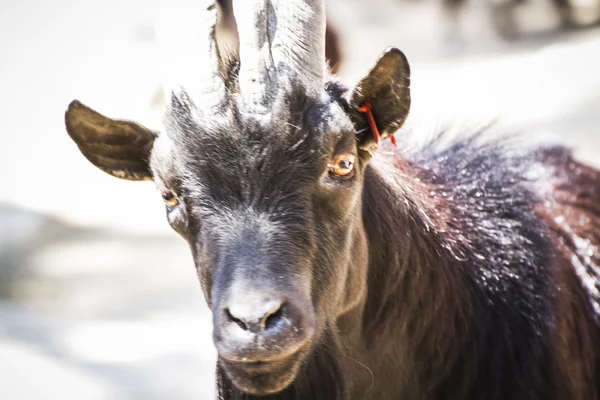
[1,0,599,399]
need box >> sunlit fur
[361,129,600,400]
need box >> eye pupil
[161,190,179,207]
[330,153,356,177]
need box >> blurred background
[1,0,599,398]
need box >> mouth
[218,346,309,396]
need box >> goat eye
[330,153,355,177]
[161,190,180,208]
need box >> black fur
[394,134,560,398]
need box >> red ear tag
[358,102,397,147]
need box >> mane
[360,129,560,398]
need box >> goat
[63,0,600,398]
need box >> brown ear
[349,48,411,151]
[65,100,156,180]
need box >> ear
[65,100,157,180]
[348,47,411,152]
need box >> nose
[214,290,315,363]
[225,297,284,334]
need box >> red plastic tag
[358,101,397,146]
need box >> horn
[156,0,225,111]
[232,0,274,113]
[232,0,326,113]
[270,0,326,89]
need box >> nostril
[224,298,285,334]
[263,303,284,331]
[225,308,249,331]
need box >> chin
[219,349,307,396]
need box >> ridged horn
[232,0,327,114]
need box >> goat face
[152,91,368,394]
[64,0,410,395]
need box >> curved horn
[232,0,326,113]
[270,0,326,89]
[232,0,274,113]
[156,0,225,111]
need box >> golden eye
[161,190,180,208]
[329,153,355,177]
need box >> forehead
[151,87,355,203]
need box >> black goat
[63,0,600,398]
